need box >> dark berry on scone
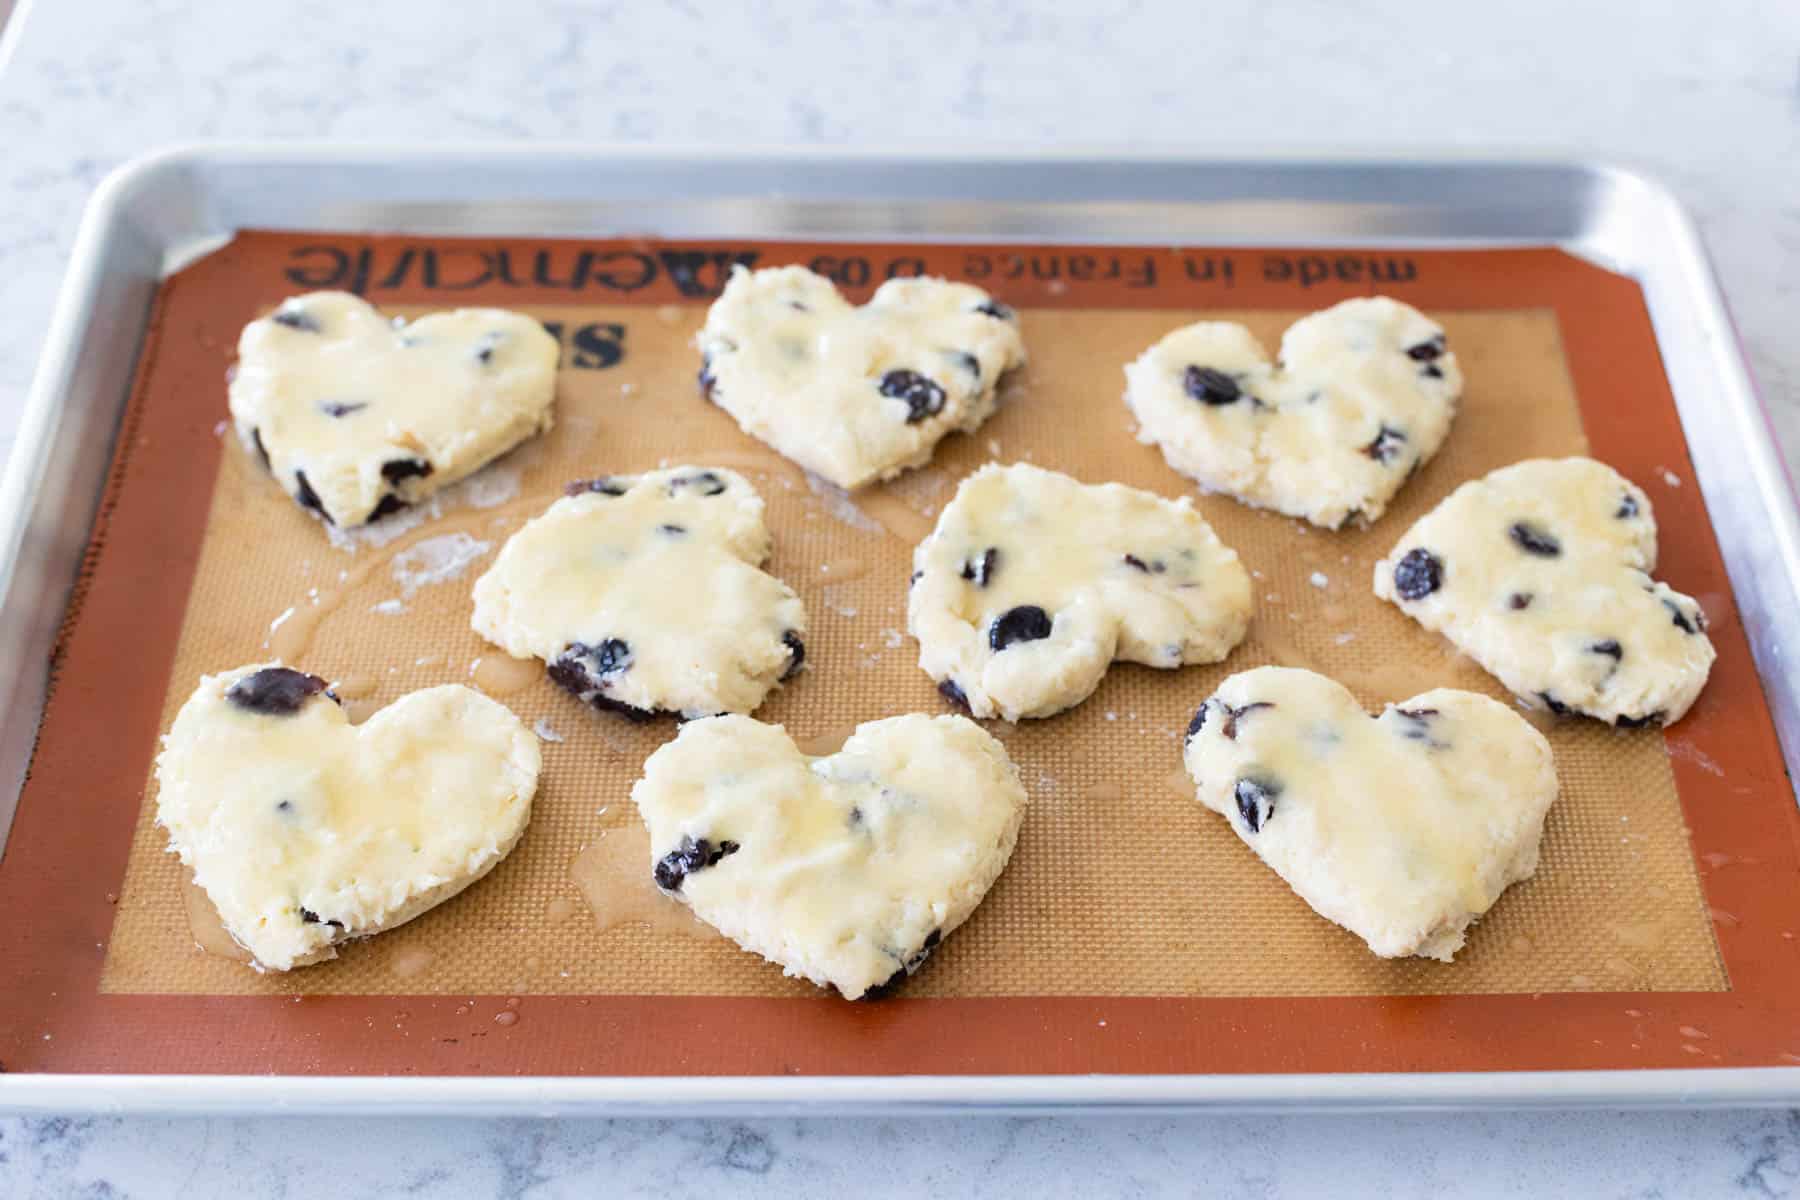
[271,308,321,333]
[299,907,344,930]
[1508,592,1533,610]
[880,369,948,424]
[937,679,971,711]
[1123,554,1168,574]
[1185,702,1210,742]
[1616,494,1640,519]
[658,523,687,536]
[1391,548,1443,600]
[1183,365,1242,406]
[973,299,1015,321]
[1538,692,1571,716]
[988,605,1053,651]
[1234,775,1281,833]
[318,400,367,418]
[1589,639,1623,660]
[227,667,329,716]
[567,477,629,497]
[251,427,271,471]
[1615,711,1666,729]
[1364,425,1408,464]
[1508,522,1561,557]
[1405,334,1446,362]
[781,630,805,680]
[548,638,636,707]
[1220,701,1273,740]
[952,350,981,379]
[858,928,942,1000]
[652,835,741,893]
[381,458,434,485]
[961,547,999,587]
[367,494,409,522]
[292,471,330,522]
[1394,706,1439,741]
[1663,596,1703,634]
[669,470,729,497]
[698,361,717,400]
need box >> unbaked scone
[1373,457,1716,726]
[230,291,559,527]
[155,665,540,971]
[631,713,1026,999]
[697,265,1027,489]
[1183,666,1557,961]
[908,462,1251,721]
[1124,297,1461,527]
[470,466,807,720]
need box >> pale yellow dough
[229,291,559,527]
[470,466,807,719]
[155,665,540,971]
[631,713,1026,999]
[697,265,1026,489]
[1373,457,1716,726]
[1184,666,1557,961]
[908,462,1252,720]
[1124,296,1461,527]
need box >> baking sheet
[2,229,1796,1083]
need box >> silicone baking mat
[2,233,1796,1078]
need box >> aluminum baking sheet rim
[2,143,1797,1115]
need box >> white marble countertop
[2,0,1798,1194]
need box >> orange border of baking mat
[3,234,1797,1077]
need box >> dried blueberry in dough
[908,462,1251,721]
[1182,666,1557,961]
[471,466,808,721]
[1125,297,1461,528]
[1374,457,1716,725]
[697,266,1026,489]
[229,291,558,528]
[155,664,539,972]
[631,713,1025,999]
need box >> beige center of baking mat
[99,304,1726,999]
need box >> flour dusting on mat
[391,533,493,597]
[804,471,884,534]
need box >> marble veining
[1,0,1798,1194]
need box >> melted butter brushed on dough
[155,665,539,971]
[1374,457,1716,725]
[908,462,1251,720]
[1184,666,1557,961]
[631,713,1026,999]
[698,266,1026,489]
[1125,297,1460,528]
[229,291,559,527]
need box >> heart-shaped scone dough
[229,291,559,527]
[472,466,806,720]
[632,713,1026,998]
[908,462,1251,720]
[1373,457,1716,726]
[1124,297,1461,527]
[1184,666,1557,961]
[697,265,1027,489]
[155,665,540,971]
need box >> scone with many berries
[1373,457,1715,726]
[908,462,1251,721]
[1125,297,1460,528]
